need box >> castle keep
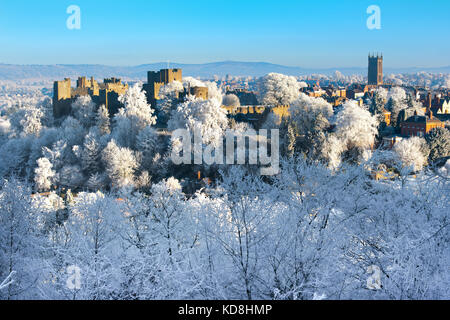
[53,77,128,118]
[143,68,209,104]
[143,68,183,103]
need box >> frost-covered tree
[289,93,334,136]
[102,140,138,189]
[222,94,241,108]
[0,137,31,178]
[183,77,223,104]
[206,167,278,299]
[42,139,68,175]
[333,100,378,164]
[0,178,47,299]
[58,165,85,189]
[7,105,44,138]
[156,81,184,124]
[394,136,429,172]
[57,116,85,148]
[34,157,55,192]
[320,135,346,168]
[168,96,228,148]
[113,83,157,148]
[148,178,192,256]
[136,126,158,171]
[20,108,44,137]
[81,129,101,175]
[72,96,96,128]
[65,191,122,299]
[369,87,387,119]
[86,172,107,191]
[385,87,408,127]
[272,93,334,159]
[257,73,301,105]
[95,105,110,135]
[425,127,450,162]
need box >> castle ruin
[53,76,128,118]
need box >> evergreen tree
[425,127,450,162]
[96,105,111,135]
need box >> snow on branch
[0,271,16,290]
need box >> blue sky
[0,0,448,68]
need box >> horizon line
[0,60,449,70]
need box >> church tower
[368,53,383,86]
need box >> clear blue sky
[0,0,448,68]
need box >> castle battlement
[53,76,128,118]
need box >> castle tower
[53,78,72,118]
[144,68,182,103]
[368,53,383,86]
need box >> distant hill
[0,61,449,81]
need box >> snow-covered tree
[113,83,157,148]
[385,87,408,127]
[148,178,192,256]
[81,129,101,175]
[394,136,429,172]
[369,87,387,119]
[425,127,450,162]
[72,96,96,128]
[333,100,378,164]
[58,165,85,189]
[222,94,241,108]
[168,96,228,148]
[57,116,85,148]
[183,77,223,105]
[102,140,138,189]
[86,172,107,191]
[156,81,184,124]
[20,107,44,137]
[65,191,122,299]
[136,126,158,171]
[289,93,333,135]
[257,73,301,105]
[96,104,110,135]
[34,157,55,192]
[0,178,47,299]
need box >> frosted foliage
[102,140,138,189]
[0,78,449,301]
[258,73,301,105]
[168,96,228,147]
[113,83,157,148]
[118,83,157,127]
[20,108,44,137]
[289,93,333,134]
[96,105,110,135]
[222,94,240,107]
[34,158,55,192]
[394,137,428,171]
[72,96,96,128]
[183,77,223,104]
[321,135,345,168]
[158,81,184,99]
[387,87,407,102]
[335,100,378,150]
[375,87,388,102]
[0,118,11,136]
[136,126,158,169]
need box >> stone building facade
[53,76,128,118]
